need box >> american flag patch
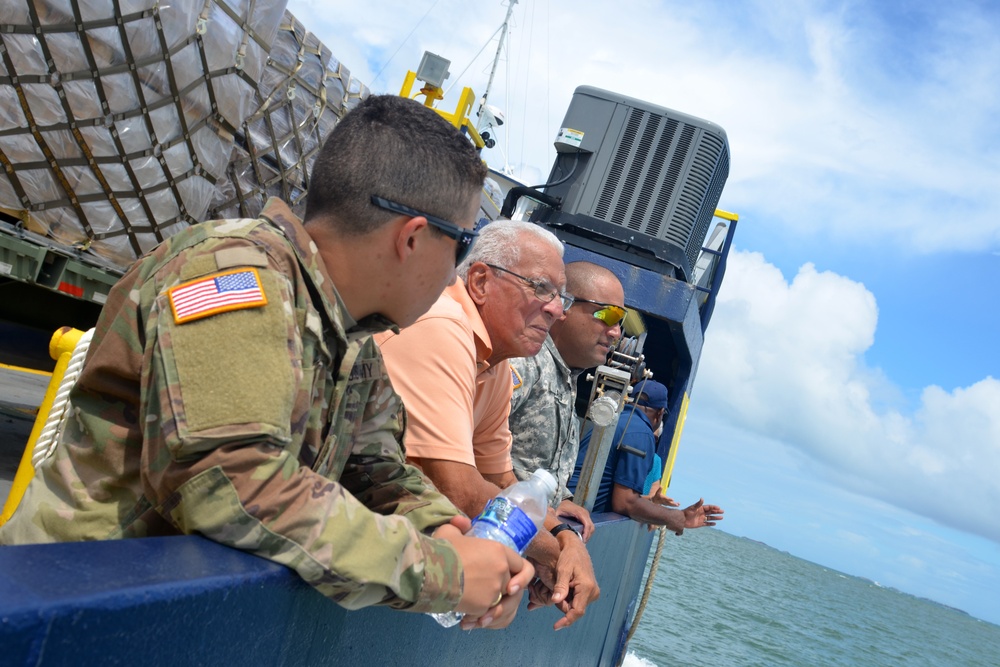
[511,366,522,390]
[168,268,268,324]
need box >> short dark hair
[304,95,487,235]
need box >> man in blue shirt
[568,380,723,535]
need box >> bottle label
[472,497,537,553]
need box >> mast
[479,0,517,116]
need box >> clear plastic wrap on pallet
[0,0,287,269]
[208,11,370,221]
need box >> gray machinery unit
[534,86,730,282]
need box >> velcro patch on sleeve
[169,268,268,324]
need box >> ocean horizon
[622,528,1000,666]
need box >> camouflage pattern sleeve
[508,337,580,503]
[510,353,543,416]
[341,457,465,531]
[138,239,463,613]
[338,336,465,534]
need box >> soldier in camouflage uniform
[509,262,627,540]
[0,95,533,627]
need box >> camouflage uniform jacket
[509,335,584,505]
[0,198,464,613]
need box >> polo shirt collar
[445,278,493,371]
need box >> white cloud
[288,0,1000,254]
[699,250,1000,543]
[671,418,1000,622]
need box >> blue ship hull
[1,515,654,666]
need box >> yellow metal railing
[659,392,690,491]
[399,71,486,149]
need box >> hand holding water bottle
[432,515,534,629]
[431,469,557,629]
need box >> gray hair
[457,219,564,280]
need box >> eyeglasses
[572,297,627,327]
[371,195,478,265]
[484,263,574,311]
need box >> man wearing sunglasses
[377,220,600,631]
[508,262,628,542]
[1,95,534,629]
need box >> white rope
[31,329,95,469]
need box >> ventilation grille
[586,106,728,274]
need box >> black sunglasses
[371,195,478,265]
[572,297,627,327]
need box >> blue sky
[292,0,1000,624]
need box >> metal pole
[574,365,632,511]
[479,0,518,116]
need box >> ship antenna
[479,0,518,118]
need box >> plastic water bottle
[430,468,557,627]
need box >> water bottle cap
[530,469,557,497]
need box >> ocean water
[622,528,1000,667]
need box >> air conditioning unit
[537,86,730,281]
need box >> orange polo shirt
[375,279,513,474]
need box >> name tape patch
[169,268,268,324]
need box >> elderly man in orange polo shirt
[376,220,599,631]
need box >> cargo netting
[0,0,369,271]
